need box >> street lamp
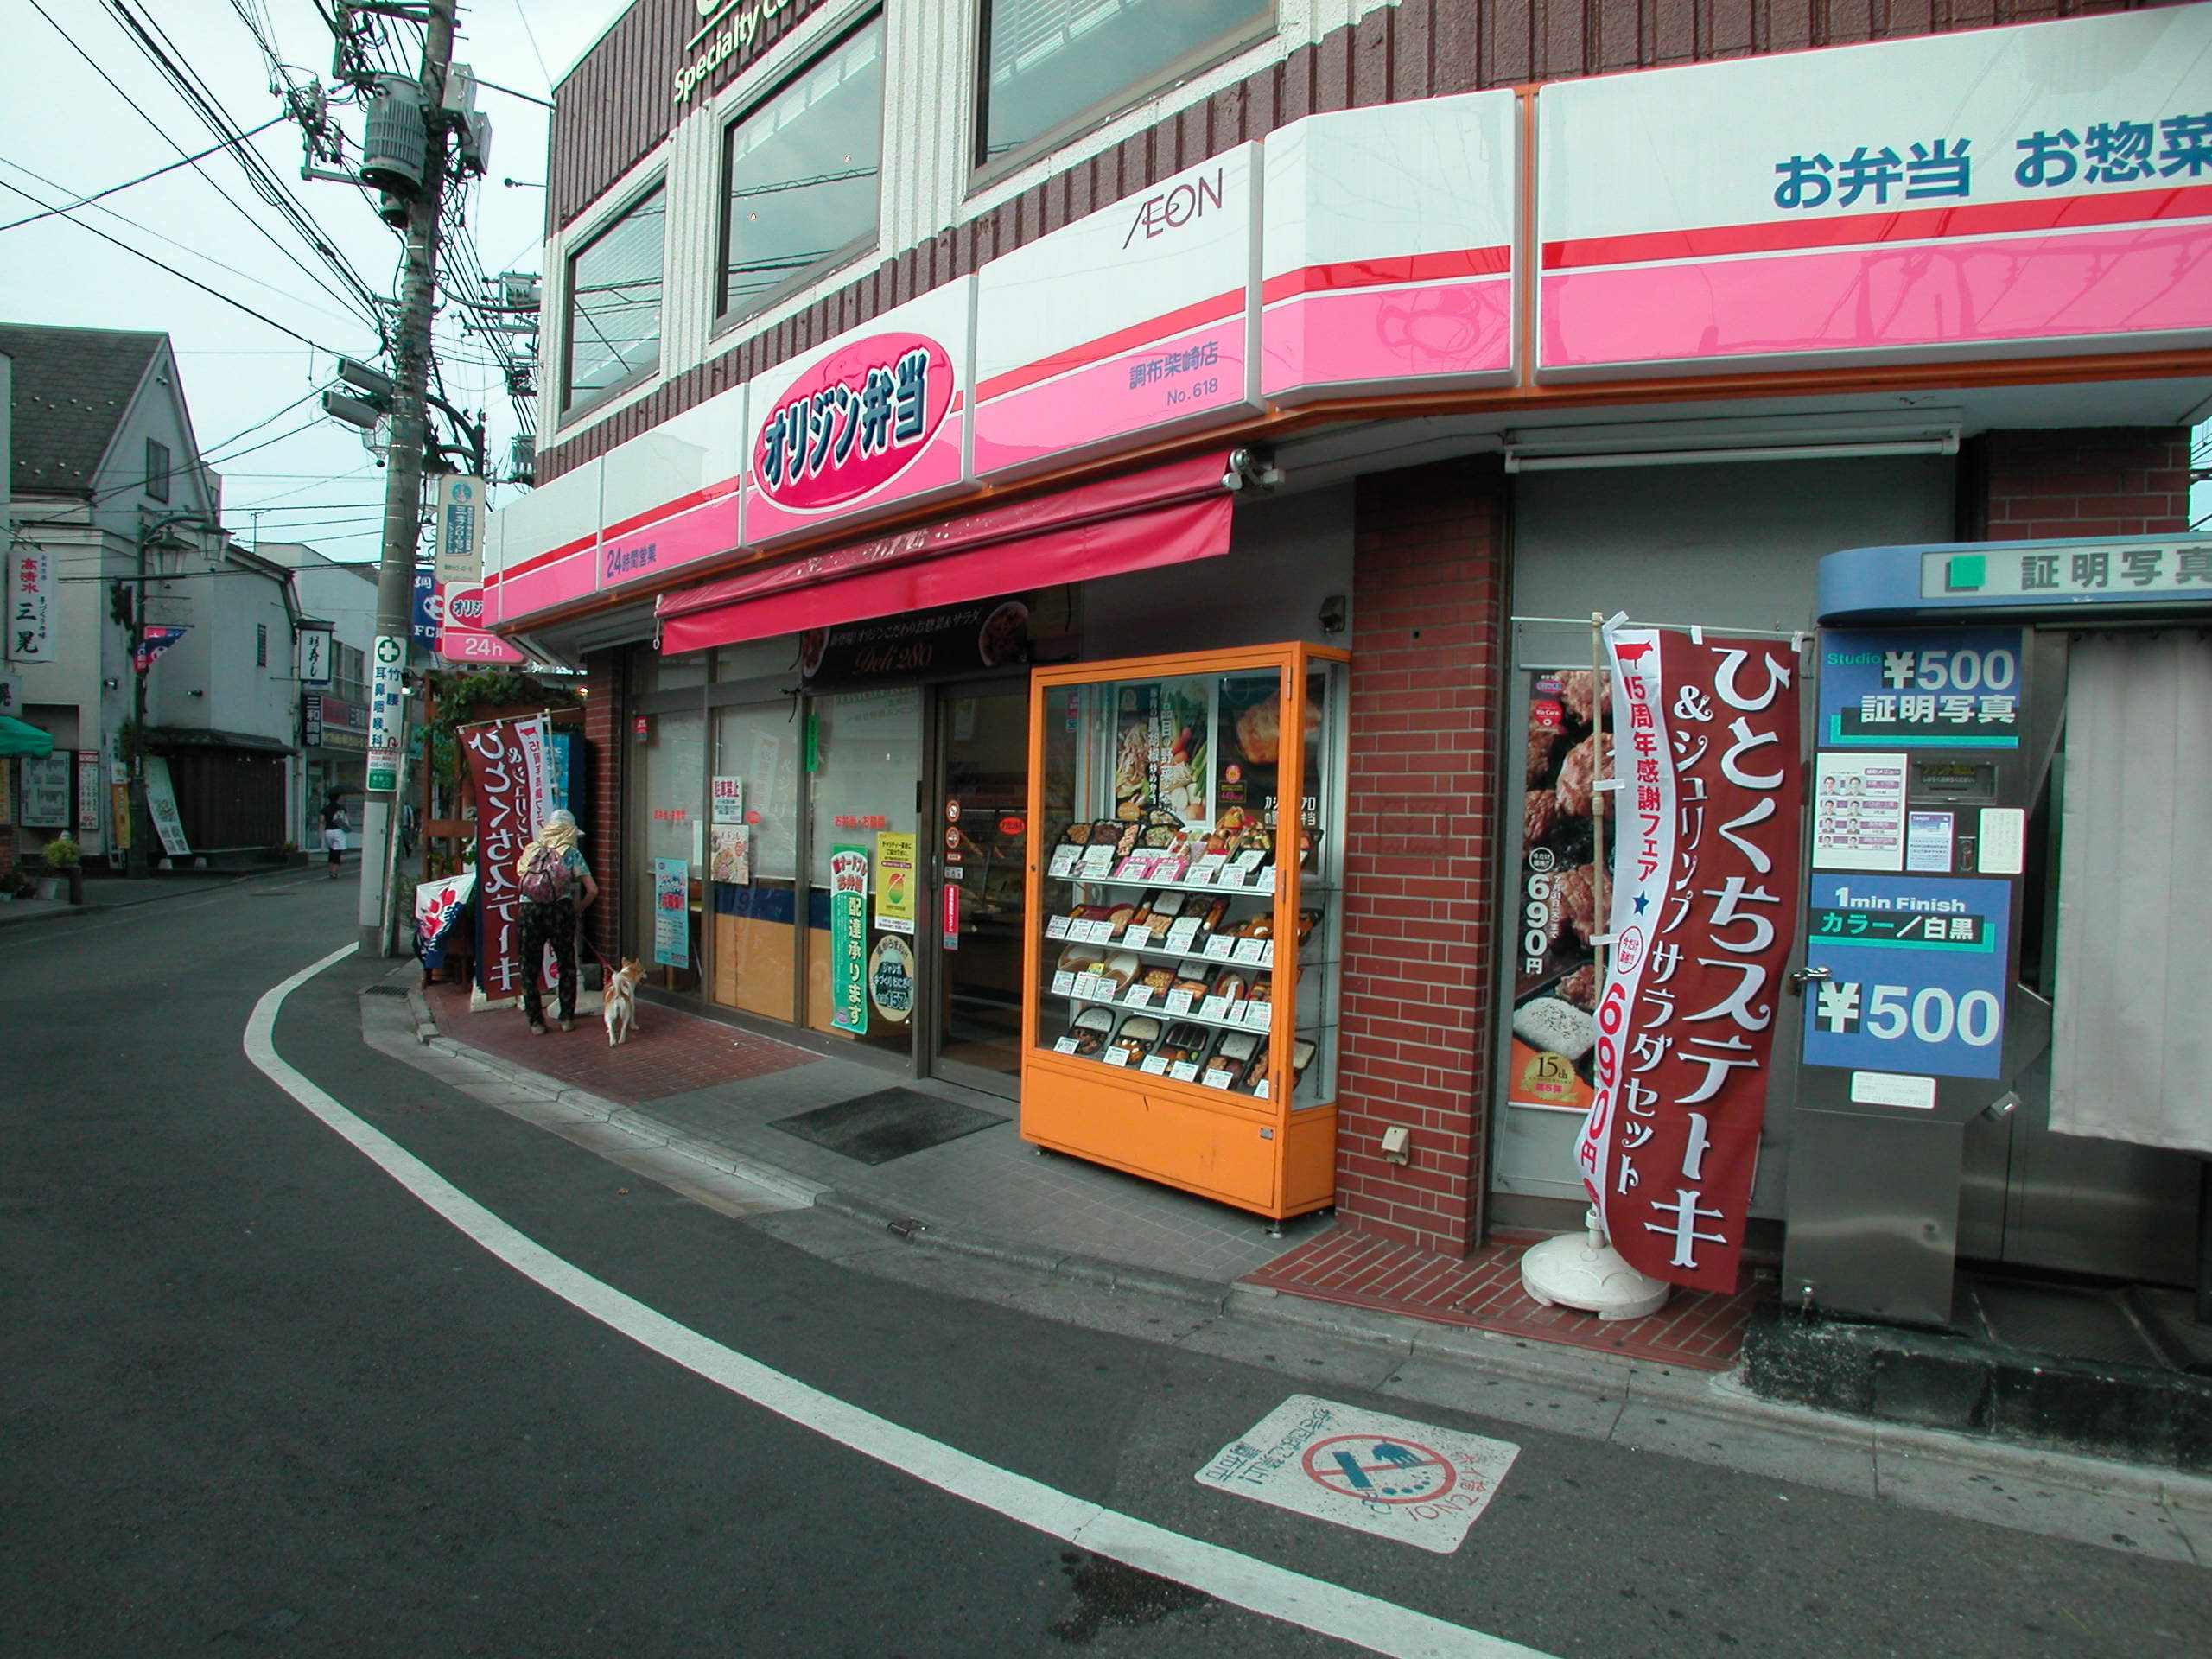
[127,512,216,879]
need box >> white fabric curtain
[2050,629,2212,1154]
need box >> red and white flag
[1575,626,1802,1293]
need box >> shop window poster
[868,934,914,1024]
[1508,668,1611,1114]
[874,830,916,934]
[829,845,869,1034]
[710,824,751,885]
[18,752,69,830]
[1112,678,1209,823]
[652,858,690,969]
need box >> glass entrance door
[929,679,1030,1095]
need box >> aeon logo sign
[753,332,953,512]
[1122,167,1224,248]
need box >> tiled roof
[0,323,166,498]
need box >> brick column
[1969,427,2192,540]
[1333,456,1510,1255]
[582,649,625,966]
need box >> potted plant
[37,834,84,905]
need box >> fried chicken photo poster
[1510,664,1613,1116]
[1567,627,1802,1294]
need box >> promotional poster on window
[1508,667,1612,1116]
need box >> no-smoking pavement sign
[1195,1395,1518,1554]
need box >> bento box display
[1021,643,1347,1222]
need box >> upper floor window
[256,622,268,668]
[564,185,666,412]
[720,16,884,323]
[145,437,171,502]
[977,0,1270,169]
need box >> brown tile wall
[539,0,2159,483]
[1336,455,1510,1255]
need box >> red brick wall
[1335,457,1510,1255]
[1972,427,2193,541]
[582,650,625,967]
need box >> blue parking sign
[1801,874,2012,1080]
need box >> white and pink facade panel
[1535,7,2212,378]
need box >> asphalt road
[3,875,2204,1659]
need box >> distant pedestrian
[514,808,598,1034]
[318,793,350,880]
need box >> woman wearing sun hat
[514,808,600,1033]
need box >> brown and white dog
[602,957,645,1046]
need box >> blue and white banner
[414,868,478,970]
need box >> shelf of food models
[1044,1004,1322,1100]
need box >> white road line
[245,944,1559,1659]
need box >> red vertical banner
[461,719,551,1001]
[1576,627,1802,1293]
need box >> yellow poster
[874,830,916,936]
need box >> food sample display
[1024,643,1348,1222]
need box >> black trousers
[517,898,576,1024]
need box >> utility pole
[359,0,458,955]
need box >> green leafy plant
[41,835,82,868]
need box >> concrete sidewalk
[362,960,2212,1567]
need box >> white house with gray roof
[2,323,311,866]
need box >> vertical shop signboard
[874,830,916,935]
[1573,626,1803,1294]
[829,845,869,1033]
[652,858,690,969]
[367,633,406,792]
[143,756,191,857]
[10,550,53,661]
[512,715,552,833]
[74,750,101,846]
[460,719,551,1001]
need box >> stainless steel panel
[2000,1056,2202,1285]
[1783,1109,1965,1325]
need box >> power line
[0,157,370,336]
[0,178,344,353]
[25,0,382,330]
[0,116,286,233]
[93,0,393,328]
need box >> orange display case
[1021,642,1349,1223]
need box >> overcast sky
[0,0,619,562]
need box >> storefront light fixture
[1221,448,1283,492]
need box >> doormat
[769,1088,1007,1166]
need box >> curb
[391,981,2212,1525]
[810,1187,1237,1313]
[404,982,828,1209]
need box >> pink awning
[656,450,1234,655]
